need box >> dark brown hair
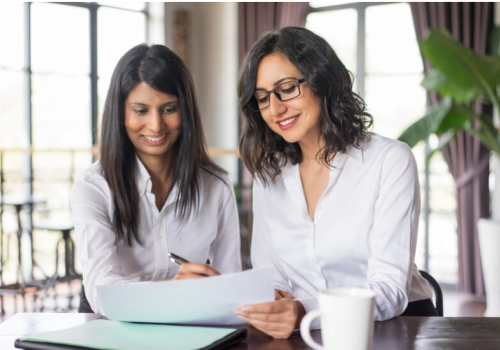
[238,27,373,184]
[100,44,224,246]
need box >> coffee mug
[300,288,376,350]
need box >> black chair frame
[419,270,443,316]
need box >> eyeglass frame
[251,78,306,111]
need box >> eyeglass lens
[254,80,301,111]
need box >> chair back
[419,270,443,316]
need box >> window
[0,3,148,277]
[306,2,458,287]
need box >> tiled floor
[0,279,82,323]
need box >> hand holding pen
[168,252,220,280]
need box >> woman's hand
[235,290,306,339]
[172,263,220,280]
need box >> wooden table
[1,313,500,349]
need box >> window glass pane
[98,7,146,83]
[97,7,146,136]
[1,152,28,198]
[428,152,458,285]
[31,3,89,75]
[366,3,423,75]
[98,2,145,11]
[0,3,24,69]
[33,152,74,211]
[414,142,426,270]
[0,70,27,149]
[97,77,109,140]
[365,74,426,138]
[32,74,91,149]
[73,151,94,180]
[306,9,357,76]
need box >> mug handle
[300,310,324,350]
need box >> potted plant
[398,27,500,315]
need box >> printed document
[97,267,274,325]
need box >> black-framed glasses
[252,78,306,111]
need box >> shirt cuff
[295,296,321,330]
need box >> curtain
[410,2,494,294]
[238,2,310,65]
[237,2,310,268]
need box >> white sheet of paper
[96,267,275,326]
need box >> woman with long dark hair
[235,27,435,339]
[71,44,241,315]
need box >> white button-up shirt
[251,134,432,326]
[71,158,242,314]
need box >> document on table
[96,266,274,326]
[15,320,248,350]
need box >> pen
[168,252,190,265]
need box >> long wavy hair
[100,44,224,246]
[238,26,373,184]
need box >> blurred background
[0,1,498,320]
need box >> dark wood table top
[1,313,500,350]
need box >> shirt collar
[135,155,181,206]
[136,156,152,196]
[344,144,364,163]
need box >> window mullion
[356,6,365,98]
[424,139,431,272]
[90,5,98,150]
[24,2,33,196]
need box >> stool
[1,198,47,314]
[35,223,81,310]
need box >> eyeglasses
[252,78,306,111]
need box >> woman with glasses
[71,44,241,315]
[235,27,436,339]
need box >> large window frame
[5,2,149,197]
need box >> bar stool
[34,223,81,310]
[0,197,46,314]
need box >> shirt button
[157,235,162,240]
[314,268,321,275]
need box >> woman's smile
[276,114,300,130]
[141,133,168,145]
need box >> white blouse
[251,134,432,326]
[71,158,242,314]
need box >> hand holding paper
[172,263,220,280]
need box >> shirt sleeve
[70,172,140,315]
[209,177,242,274]
[367,142,421,320]
[250,179,292,294]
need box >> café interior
[0,1,499,341]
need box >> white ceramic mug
[300,288,376,350]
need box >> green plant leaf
[421,70,484,102]
[435,104,474,133]
[466,115,500,157]
[489,26,500,57]
[398,98,452,148]
[421,29,500,107]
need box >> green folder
[14,320,247,350]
